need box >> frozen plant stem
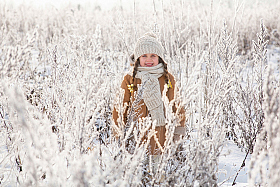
[232,149,250,186]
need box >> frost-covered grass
[0,0,280,186]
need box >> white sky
[5,0,278,11]
[6,0,137,10]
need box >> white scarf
[135,63,165,126]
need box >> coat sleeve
[112,74,132,138]
[168,74,186,138]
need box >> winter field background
[0,0,280,186]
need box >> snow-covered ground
[218,141,250,187]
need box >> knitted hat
[132,32,164,63]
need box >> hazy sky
[6,0,278,10]
[7,0,134,10]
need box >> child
[112,32,185,155]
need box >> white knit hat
[131,32,164,64]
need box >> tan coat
[112,73,185,155]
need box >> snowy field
[1,0,280,186]
[218,141,251,186]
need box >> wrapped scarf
[135,63,165,126]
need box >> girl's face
[139,53,159,67]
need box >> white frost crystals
[1,0,280,186]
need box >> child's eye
[142,55,147,57]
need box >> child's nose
[146,57,153,61]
